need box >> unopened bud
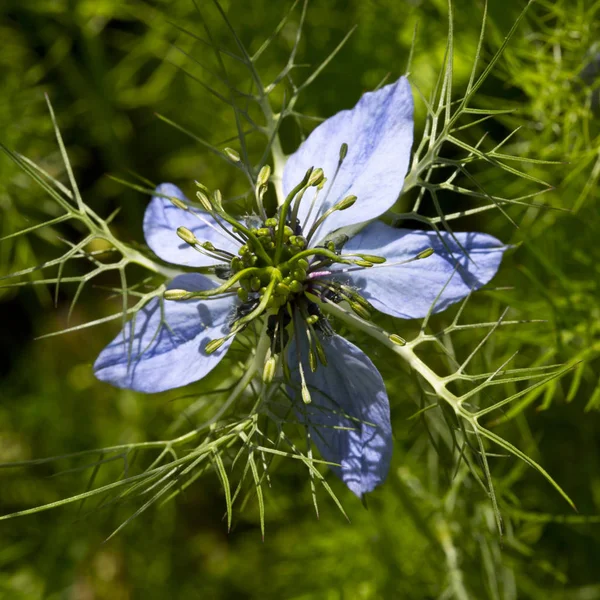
[177,226,197,245]
[417,248,435,259]
[202,241,215,251]
[335,195,357,211]
[257,164,271,187]
[224,147,240,162]
[265,217,277,228]
[354,260,373,268]
[389,333,406,346]
[205,338,226,355]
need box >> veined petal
[143,183,240,267]
[94,274,237,393]
[289,331,392,498]
[335,221,506,319]
[282,77,413,243]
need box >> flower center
[164,159,387,365]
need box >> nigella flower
[94,77,506,497]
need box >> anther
[349,301,371,320]
[205,338,226,354]
[308,168,325,187]
[169,197,188,211]
[262,355,277,384]
[257,164,271,187]
[164,289,191,301]
[212,190,223,211]
[417,248,435,259]
[389,334,407,346]
[196,190,212,212]
[357,254,386,264]
[177,226,197,246]
[224,147,241,162]
[339,142,348,161]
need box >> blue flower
[94,77,506,497]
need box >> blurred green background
[1,0,600,598]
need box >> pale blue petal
[143,183,240,267]
[94,274,236,393]
[333,221,506,319]
[282,77,413,243]
[289,331,392,498]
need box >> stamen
[164,266,269,300]
[304,142,349,234]
[305,194,357,242]
[224,147,241,162]
[298,361,312,404]
[274,167,314,263]
[262,353,277,384]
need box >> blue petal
[282,77,413,243]
[94,274,237,393]
[333,221,506,319]
[143,183,240,267]
[289,331,392,497]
